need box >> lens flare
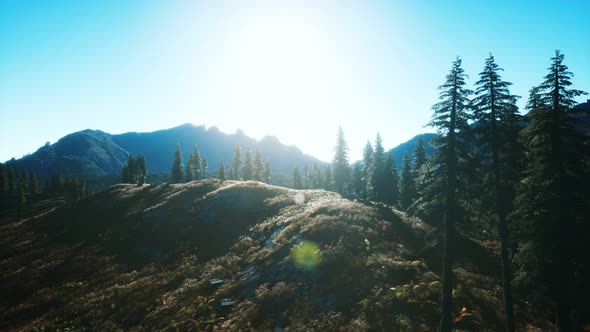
[292,241,321,269]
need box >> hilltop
[0,180,547,331]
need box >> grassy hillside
[0,180,546,331]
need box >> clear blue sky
[1,0,589,162]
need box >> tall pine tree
[332,126,350,195]
[428,57,473,332]
[472,54,520,331]
[170,144,184,183]
[513,50,588,331]
[399,152,416,210]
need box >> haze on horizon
[1,0,589,163]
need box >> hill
[0,180,546,331]
[4,124,325,179]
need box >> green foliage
[263,161,272,184]
[218,160,226,181]
[332,126,350,195]
[241,148,254,180]
[231,144,241,180]
[400,152,416,210]
[170,144,184,183]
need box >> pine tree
[382,154,399,206]
[293,166,303,189]
[332,126,351,195]
[362,141,373,199]
[170,144,184,183]
[352,163,363,198]
[231,145,241,180]
[122,154,136,184]
[413,136,427,170]
[218,161,226,181]
[202,157,208,179]
[136,154,148,185]
[472,54,521,331]
[190,145,202,180]
[400,152,416,210]
[368,134,386,201]
[254,147,264,181]
[185,152,195,182]
[263,162,272,184]
[242,148,254,180]
[513,51,588,331]
[428,58,473,332]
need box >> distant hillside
[0,179,533,331]
[4,124,325,178]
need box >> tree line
[326,51,588,331]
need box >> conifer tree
[136,154,148,185]
[352,163,363,198]
[332,126,351,195]
[362,141,373,199]
[228,168,235,181]
[170,144,184,183]
[254,147,264,181]
[218,161,226,181]
[242,148,254,180]
[202,157,208,179]
[185,153,195,182]
[192,145,202,180]
[413,136,427,170]
[472,54,521,331]
[368,134,385,201]
[513,51,587,331]
[293,166,303,189]
[263,162,272,184]
[382,154,399,206]
[428,58,473,332]
[400,152,416,210]
[231,145,241,180]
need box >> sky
[1,0,589,163]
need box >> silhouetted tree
[231,144,241,180]
[202,157,208,179]
[136,154,148,185]
[428,58,473,332]
[293,166,303,189]
[7,165,14,192]
[171,144,184,183]
[413,136,427,171]
[513,50,588,331]
[352,163,363,198]
[368,134,386,201]
[17,182,25,221]
[362,141,373,199]
[332,126,351,195]
[382,154,399,206]
[400,152,416,210]
[254,147,264,181]
[242,148,254,180]
[472,54,521,331]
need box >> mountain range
[3,124,436,179]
